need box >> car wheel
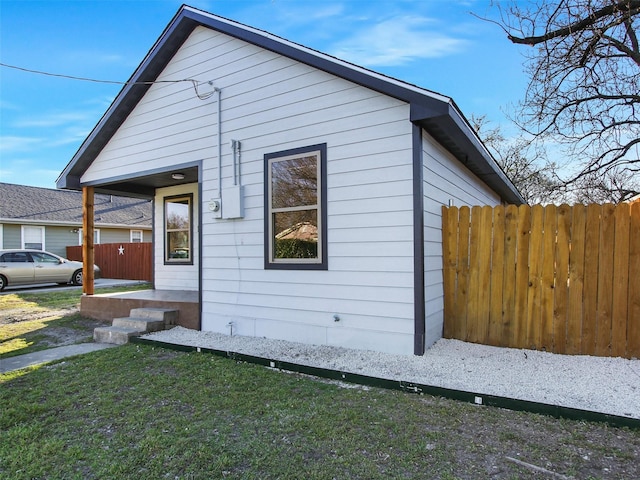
[72,269,83,286]
[0,275,6,291]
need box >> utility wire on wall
[0,62,216,100]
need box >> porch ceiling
[88,166,199,198]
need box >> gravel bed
[142,327,640,420]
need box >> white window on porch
[78,229,101,245]
[164,194,192,264]
[130,230,143,243]
[22,225,45,250]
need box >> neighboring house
[57,5,523,355]
[0,182,152,258]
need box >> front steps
[94,307,178,345]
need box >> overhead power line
[0,62,216,99]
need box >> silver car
[0,249,101,291]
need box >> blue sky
[0,0,529,189]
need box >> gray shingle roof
[0,183,152,227]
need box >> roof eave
[0,218,151,229]
[411,102,525,205]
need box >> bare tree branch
[485,0,640,200]
[507,1,640,46]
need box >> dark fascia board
[412,102,525,205]
[57,5,523,205]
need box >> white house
[57,5,523,355]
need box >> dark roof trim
[57,5,523,204]
[412,102,524,204]
[412,124,426,355]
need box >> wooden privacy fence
[442,203,640,359]
[66,242,152,282]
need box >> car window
[30,252,60,264]
[0,252,32,263]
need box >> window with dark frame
[264,144,327,270]
[164,194,193,264]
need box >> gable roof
[0,182,151,228]
[56,4,524,205]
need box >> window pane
[31,252,59,263]
[273,209,318,259]
[164,196,191,263]
[78,229,100,245]
[167,231,190,259]
[271,155,317,209]
[166,199,190,230]
[23,226,44,250]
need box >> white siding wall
[154,184,199,291]
[82,27,417,354]
[422,131,501,347]
[196,29,416,355]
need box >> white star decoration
[118,245,125,255]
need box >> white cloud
[0,165,62,188]
[13,112,90,129]
[295,4,345,21]
[49,126,92,147]
[0,99,20,111]
[0,136,42,153]
[329,16,467,67]
[62,50,126,66]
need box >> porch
[81,289,200,330]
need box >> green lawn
[1,344,639,480]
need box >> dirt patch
[1,307,78,324]
[1,304,106,349]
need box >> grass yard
[1,344,639,480]
[0,284,150,359]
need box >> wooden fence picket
[488,205,505,345]
[554,204,571,353]
[628,202,640,357]
[581,204,601,355]
[567,204,586,355]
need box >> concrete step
[93,307,179,345]
[129,307,178,326]
[112,317,165,333]
[94,326,142,345]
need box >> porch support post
[82,186,95,295]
